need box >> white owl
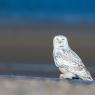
[53,35,93,81]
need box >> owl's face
[53,35,68,48]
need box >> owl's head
[53,35,69,49]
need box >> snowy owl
[53,35,93,81]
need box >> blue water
[0,0,95,24]
[0,63,59,77]
[0,63,57,72]
[0,0,95,13]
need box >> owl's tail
[77,69,93,81]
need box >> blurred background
[0,0,95,78]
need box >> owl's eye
[56,38,59,41]
[62,39,64,40]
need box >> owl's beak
[59,41,62,44]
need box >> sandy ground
[0,76,94,95]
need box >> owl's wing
[53,49,85,71]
